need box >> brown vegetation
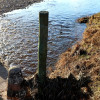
[48,13,100,100]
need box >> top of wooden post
[39,11,48,14]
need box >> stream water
[0,0,100,76]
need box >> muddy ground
[0,0,42,15]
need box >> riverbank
[48,13,100,99]
[0,0,42,15]
[0,63,8,100]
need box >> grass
[48,12,100,100]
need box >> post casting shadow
[28,73,93,100]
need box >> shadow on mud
[29,73,93,100]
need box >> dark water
[0,0,100,76]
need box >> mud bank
[0,0,42,15]
[48,13,100,99]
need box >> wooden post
[38,11,49,85]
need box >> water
[0,0,100,76]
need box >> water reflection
[0,0,100,77]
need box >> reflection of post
[38,11,49,85]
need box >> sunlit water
[0,0,100,76]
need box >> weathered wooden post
[38,11,49,85]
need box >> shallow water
[0,0,100,76]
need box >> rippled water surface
[0,0,100,76]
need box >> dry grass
[49,13,100,100]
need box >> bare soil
[0,0,42,15]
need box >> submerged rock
[77,17,90,23]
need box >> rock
[77,17,89,23]
[7,66,33,100]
